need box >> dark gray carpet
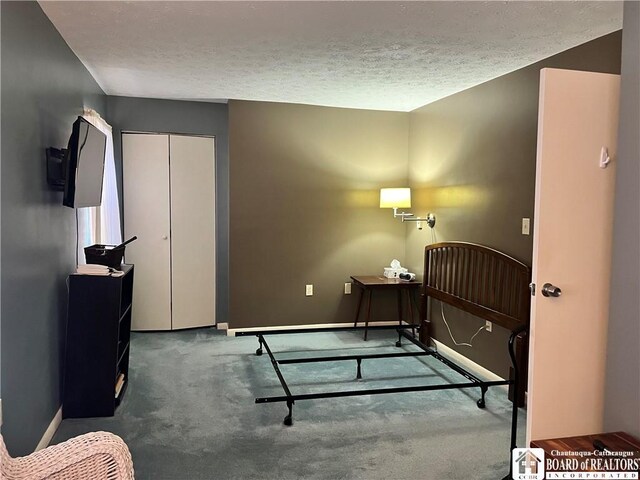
[52,328,526,479]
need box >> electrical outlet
[344,282,352,294]
[485,320,492,333]
[306,284,313,296]
[522,218,531,235]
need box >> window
[76,108,122,264]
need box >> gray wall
[604,1,640,438]
[1,2,106,455]
[106,96,229,325]
[229,100,410,329]
[406,32,622,378]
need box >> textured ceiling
[40,1,622,112]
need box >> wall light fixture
[379,188,436,229]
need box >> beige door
[527,69,620,443]
[122,133,172,331]
[169,135,216,329]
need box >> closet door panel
[170,135,216,329]
[122,134,172,331]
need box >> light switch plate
[522,218,531,235]
[306,284,313,296]
[344,282,352,294]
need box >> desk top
[350,275,421,288]
[531,432,640,454]
[531,432,640,474]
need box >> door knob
[162,235,168,240]
[541,283,562,298]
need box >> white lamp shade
[380,188,411,208]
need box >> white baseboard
[227,320,402,337]
[35,406,62,451]
[431,339,505,384]
[216,322,228,331]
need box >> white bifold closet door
[122,134,172,330]
[169,135,216,330]
[122,133,216,331]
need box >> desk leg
[364,290,372,341]
[353,287,364,328]
[406,290,416,338]
[396,290,403,347]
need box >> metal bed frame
[242,242,531,479]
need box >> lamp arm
[392,207,414,219]
[401,213,436,229]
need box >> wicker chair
[0,431,134,480]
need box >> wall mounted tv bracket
[46,147,68,190]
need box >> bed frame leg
[395,329,402,347]
[283,401,294,426]
[255,336,263,356]
[356,359,362,379]
[476,386,487,409]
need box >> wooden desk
[531,432,640,476]
[350,275,421,340]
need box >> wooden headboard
[421,242,531,333]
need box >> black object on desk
[84,236,138,269]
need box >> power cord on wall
[75,208,79,267]
[440,302,487,348]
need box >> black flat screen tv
[63,116,107,208]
